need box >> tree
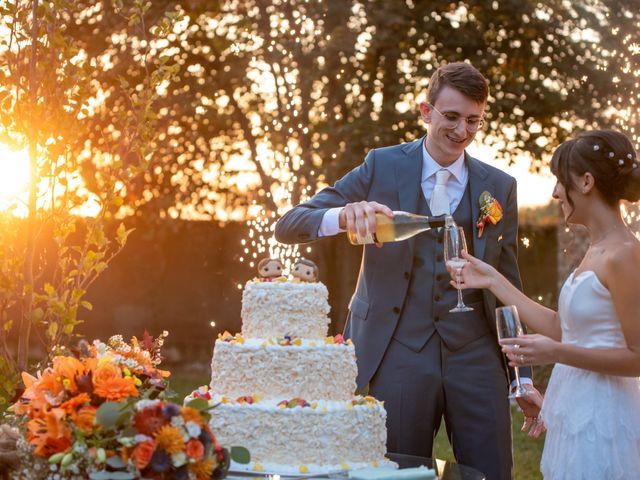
[53,0,639,226]
[0,0,179,406]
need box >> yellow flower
[181,406,205,427]
[486,200,503,224]
[154,425,185,455]
[189,458,216,479]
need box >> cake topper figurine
[257,257,285,281]
[291,258,319,282]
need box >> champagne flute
[444,226,473,313]
[495,305,528,399]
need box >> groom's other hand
[339,201,394,248]
[516,384,546,438]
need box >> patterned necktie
[429,169,452,216]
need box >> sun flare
[0,145,30,214]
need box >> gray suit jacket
[275,137,530,385]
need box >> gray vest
[392,183,490,352]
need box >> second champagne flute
[443,225,473,313]
[496,305,528,399]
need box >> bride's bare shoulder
[605,235,640,274]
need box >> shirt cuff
[317,207,344,237]
[511,377,533,388]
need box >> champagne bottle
[347,211,448,245]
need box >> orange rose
[93,362,138,401]
[185,439,205,460]
[131,439,156,470]
[72,405,97,432]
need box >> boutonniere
[477,191,503,238]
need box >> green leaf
[185,398,210,411]
[44,283,55,295]
[81,300,93,311]
[96,401,126,429]
[89,472,136,480]
[71,288,86,301]
[116,222,127,245]
[3,319,12,332]
[105,456,126,469]
[47,322,58,340]
[230,446,250,464]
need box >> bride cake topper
[257,257,285,281]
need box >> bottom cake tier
[198,392,395,475]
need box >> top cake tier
[241,280,331,339]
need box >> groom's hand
[516,384,546,438]
[339,201,394,247]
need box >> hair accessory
[628,154,633,159]
[618,159,625,166]
[593,145,600,151]
[609,152,615,158]
[633,163,638,169]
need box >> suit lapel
[467,153,494,261]
[395,137,424,256]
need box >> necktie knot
[435,169,451,186]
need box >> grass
[433,407,543,480]
[169,369,543,479]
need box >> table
[225,453,486,480]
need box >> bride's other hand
[516,385,546,438]
[446,251,497,290]
[500,334,561,366]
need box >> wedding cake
[191,258,394,476]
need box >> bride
[451,130,640,479]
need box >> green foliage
[95,401,131,430]
[230,446,251,465]
[0,0,179,408]
[54,0,639,221]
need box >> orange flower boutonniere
[477,191,503,238]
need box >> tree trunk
[17,0,39,371]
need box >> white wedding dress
[540,270,640,480]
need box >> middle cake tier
[210,338,357,401]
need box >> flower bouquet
[7,332,248,479]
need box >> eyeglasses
[428,104,485,133]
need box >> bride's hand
[500,334,561,366]
[446,251,496,289]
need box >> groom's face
[420,85,486,166]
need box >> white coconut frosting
[208,396,391,475]
[211,339,357,401]
[240,280,331,339]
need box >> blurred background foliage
[56,0,638,222]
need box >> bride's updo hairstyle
[550,130,640,212]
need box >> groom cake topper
[291,258,319,282]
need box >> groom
[275,62,540,480]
